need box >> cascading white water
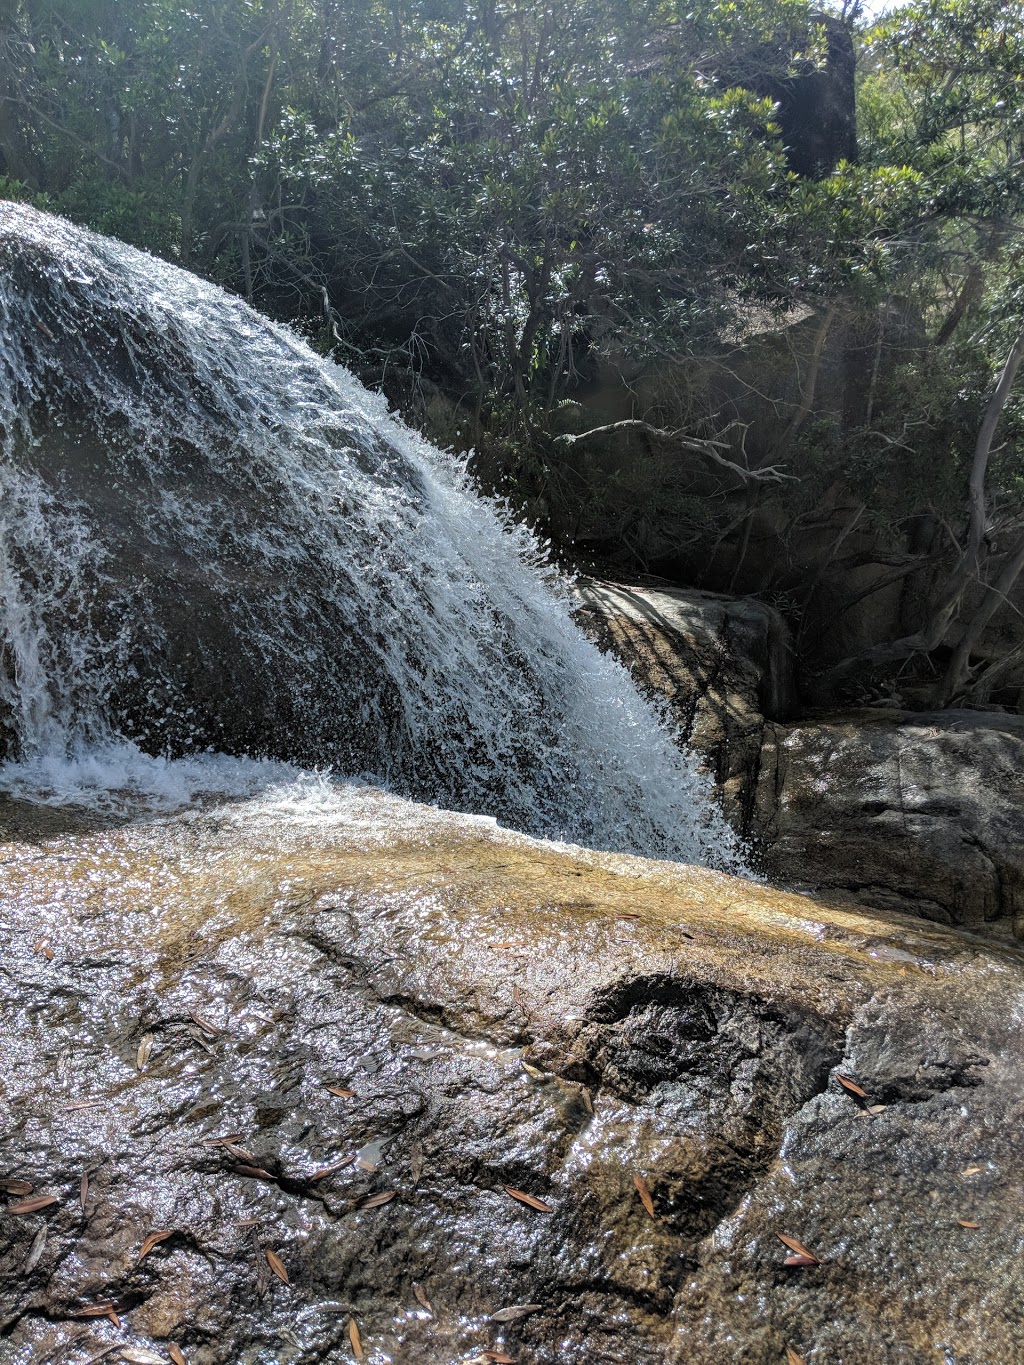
[0,203,741,869]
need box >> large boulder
[579,580,1024,936]
[756,709,1024,934]
[575,580,796,830]
[2,788,1023,1364]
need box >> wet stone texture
[578,579,1024,937]
[2,789,1024,1364]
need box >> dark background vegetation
[1,0,1022,708]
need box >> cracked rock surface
[2,784,1023,1364]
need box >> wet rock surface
[756,709,1024,935]
[580,580,1024,935]
[575,580,795,830]
[2,787,1023,1363]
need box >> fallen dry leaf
[961,1166,984,1177]
[777,1234,820,1264]
[230,1164,276,1182]
[483,1353,517,1364]
[60,1099,105,1112]
[0,1178,33,1196]
[348,1315,364,1361]
[490,1304,542,1323]
[957,1219,981,1229]
[8,1194,58,1215]
[34,939,55,960]
[490,941,517,949]
[223,1143,258,1163]
[786,1349,807,1365]
[413,1281,433,1314]
[119,1350,167,1364]
[139,1229,174,1260]
[168,1347,186,1365]
[189,1012,223,1036]
[580,1086,593,1115]
[72,1302,120,1327]
[23,1224,46,1274]
[633,1174,655,1218]
[309,1156,355,1181]
[835,1073,868,1098]
[202,1133,244,1147]
[265,1248,289,1284]
[326,1086,356,1098]
[136,1034,154,1072]
[854,1104,888,1118]
[617,913,641,921]
[358,1190,396,1209]
[80,1169,90,1211]
[520,1062,545,1080]
[503,1187,552,1213]
[784,1254,818,1267]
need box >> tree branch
[555,419,798,483]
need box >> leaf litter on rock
[503,1186,551,1212]
[777,1234,820,1264]
[23,1224,46,1273]
[167,1346,186,1365]
[8,1193,58,1215]
[347,1316,364,1361]
[230,1163,276,1182]
[490,1304,542,1323]
[136,1034,154,1072]
[357,1190,396,1209]
[189,1012,223,1036]
[633,1174,655,1218]
[309,1155,356,1181]
[139,1229,174,1260]
[835,1073,868,1098]
[957,1219,981,1229]
[265,1248,289,1283]
[413,1282,433,1314]
[326,1085,356,1098]
[119,1350,167,1364]
[0,1177,34,1196]
[786,1350,807,1365]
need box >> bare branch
[555,419,799,483]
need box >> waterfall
[0,203,740,869]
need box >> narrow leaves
[835,1073,867,1098]
[413,1282,433,1314]
[347,1316,364,1361]
[168,1347,187,1365]
[777,1234,819,1264]
[957,1219,981,1229]
[326,1085,356,1098]
[503,1186,551,1212]
[357,1190,396,1209]
[786,1349,807,1365]
[8,1194,58,1215]
[139,1229,174,1260]
[490,1304,542,1323]
[136,1034,154,1071]
[633,1174,655,1218]
[265,1248,289,1283]
[23,1225,46,1274]
[0,1178,33,1196]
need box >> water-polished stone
[1,785,1021,1363]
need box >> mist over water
[0,203,741,869]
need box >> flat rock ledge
[1,792,1022,1364]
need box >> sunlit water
[0,203,741,869]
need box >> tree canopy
[1,0,1023,706]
